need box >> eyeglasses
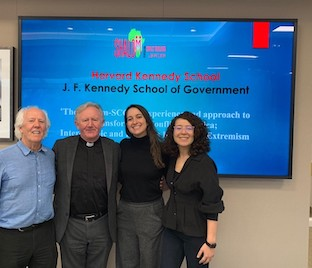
[173,125,195,132]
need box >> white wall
[1,0,312,267]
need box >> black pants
[0,220,57,268]
[160,228,208,268]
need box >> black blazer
[52,136,120,242]
[162,153,224,237]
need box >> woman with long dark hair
[117,104,165,268]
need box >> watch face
[209,243,217,248]
[206,242,217,248]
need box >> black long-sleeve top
[162,153,224,237]
[119,135,164,203]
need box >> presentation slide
[19,18,296,178]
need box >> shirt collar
[17,140,47,155]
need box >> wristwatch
[205,241,217,248]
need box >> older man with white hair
[0,106,57,268]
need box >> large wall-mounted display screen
[19,17,297,178]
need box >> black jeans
[0,220,57,268]
[160,228,208,268]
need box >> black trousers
[160,228,209,268]
[0,220,57,268]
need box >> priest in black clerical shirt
[53,102,120,268]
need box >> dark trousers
[60,214,112,268]
[0,220,57,268]
[160,228,208,268]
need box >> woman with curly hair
[160,111,224,268]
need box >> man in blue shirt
[0,106,57,268]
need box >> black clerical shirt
[70,137,108,215]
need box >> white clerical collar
[86,142,94,147]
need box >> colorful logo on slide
[114,28,166,58]
[114,28,145,58]
[128,29,145,58]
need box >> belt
[71,212,105,222]
[0,220,51,232]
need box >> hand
[160,177,169,191]
[197,243,215,265]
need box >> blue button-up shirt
[0,141,56,229]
